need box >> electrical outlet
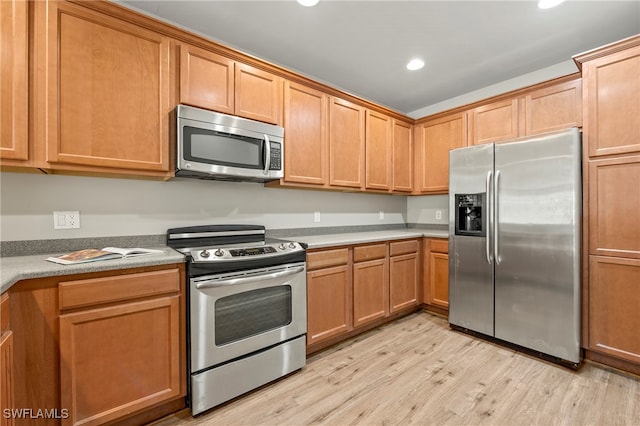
[53,211,81,230]
[379,211,384,220]
[435,210,442,220]
[314,212,321,223]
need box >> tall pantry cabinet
[574,35,640,374]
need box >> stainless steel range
[167,225,307,415]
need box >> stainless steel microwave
[176,105,284,182]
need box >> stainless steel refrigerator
[448,127,581,365]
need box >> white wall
[407,195,448,225]
[0,172,406,241]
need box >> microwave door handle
[263,134,271,175]
[195,265,305,289]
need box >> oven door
[189,262,306,372]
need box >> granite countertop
[0,247,185,294]
[285,229,449,249]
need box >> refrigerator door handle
[486,170,493,264]
[494,169,501,265]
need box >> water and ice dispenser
[455,193,485,237]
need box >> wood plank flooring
[150,312,640,426]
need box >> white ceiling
[118,0,640,116]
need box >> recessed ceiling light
[538,0,565,9]
[297,0,319,6]
[406,58,425,71]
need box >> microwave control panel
[269,142,281,170]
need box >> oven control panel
[190,241,304,263]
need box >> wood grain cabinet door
[235,63,282,125]
[581,43,640,157]
[36,1,172,175]
[179,44,234,114]
[365,110,392,191]
[59,296,181,426]
[283,81,328,186]
[0,293,14,426]
[469,99,519,146]
[588,156,640,258]
[0,0,28,163]
[329,97,365,189]
[415,112,466,193]
[392,120,413,192]
[306,265,352,346]
[353,258,389,327]
[389,251,419,313]
[523,78,582,136]
[589,256,640,364]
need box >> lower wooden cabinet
[588,256,640,366]
[306,239,421,353]
[8,264,186,426]
[423,238,449,314]
[0,293,14,426]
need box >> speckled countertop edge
[280,229,449,249]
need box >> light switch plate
[53,211,80,229]
[314,212,321,223]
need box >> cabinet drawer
[59,268,181,310]
[390,239,419,256]
[353,243,387,262]
[430,239,449,254]
[307,248,350,270]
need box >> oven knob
[278,243,286,250]
[214,249,225,257]
[200,250,210,258]
[288,242,296,249]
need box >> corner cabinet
[422,238,449,316]
[574,35,640,375]
[9,264,186,426]
[34,0,173,178]
[0,0,29,166]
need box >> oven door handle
[195,265,305,289]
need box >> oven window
[184,126,263,169]
[214,286,292,346]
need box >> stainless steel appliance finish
[449,128,582,365]
[176,105,284,182]
[167,225,307,415]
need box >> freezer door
[494,128,581,363]
[449,143,494,336]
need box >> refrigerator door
[494,128,581,363]
[449,143,494,336]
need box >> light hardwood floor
[151,312,640,426]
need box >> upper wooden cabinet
[365,110,392,191]
[522,78,582,136]
[281,80,329,186]
[329,97,365,189]
[392,120,413,192]
[35,1,172,177]
[468,98,519,146]
[0,0,28,164]
[179,44,282,125]
[179,44,235,115]
[575,38,640,157]
[414,112,467,194]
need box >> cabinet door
[329,97,365,189]
[589,156,640,258]
[429,251,449,309]
[0,0,28,163]
[389,253,419,313]
[589,256,640,364]
[523,78,582,136]
[283,81,328,186]
[0,293,13,426]
[416,112,466,193]
[37,1,171,175]
[469,99,518,146]
[59,296,181,426]
[235,63,282,125]
[582,44,640,157]
[392,120,413,192]
[365,110,392,191]
[179,44,234,114]
[353,258,389,327]
[306,265,352,346]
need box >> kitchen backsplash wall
[407,195,449,225]
[0,172,406,241]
